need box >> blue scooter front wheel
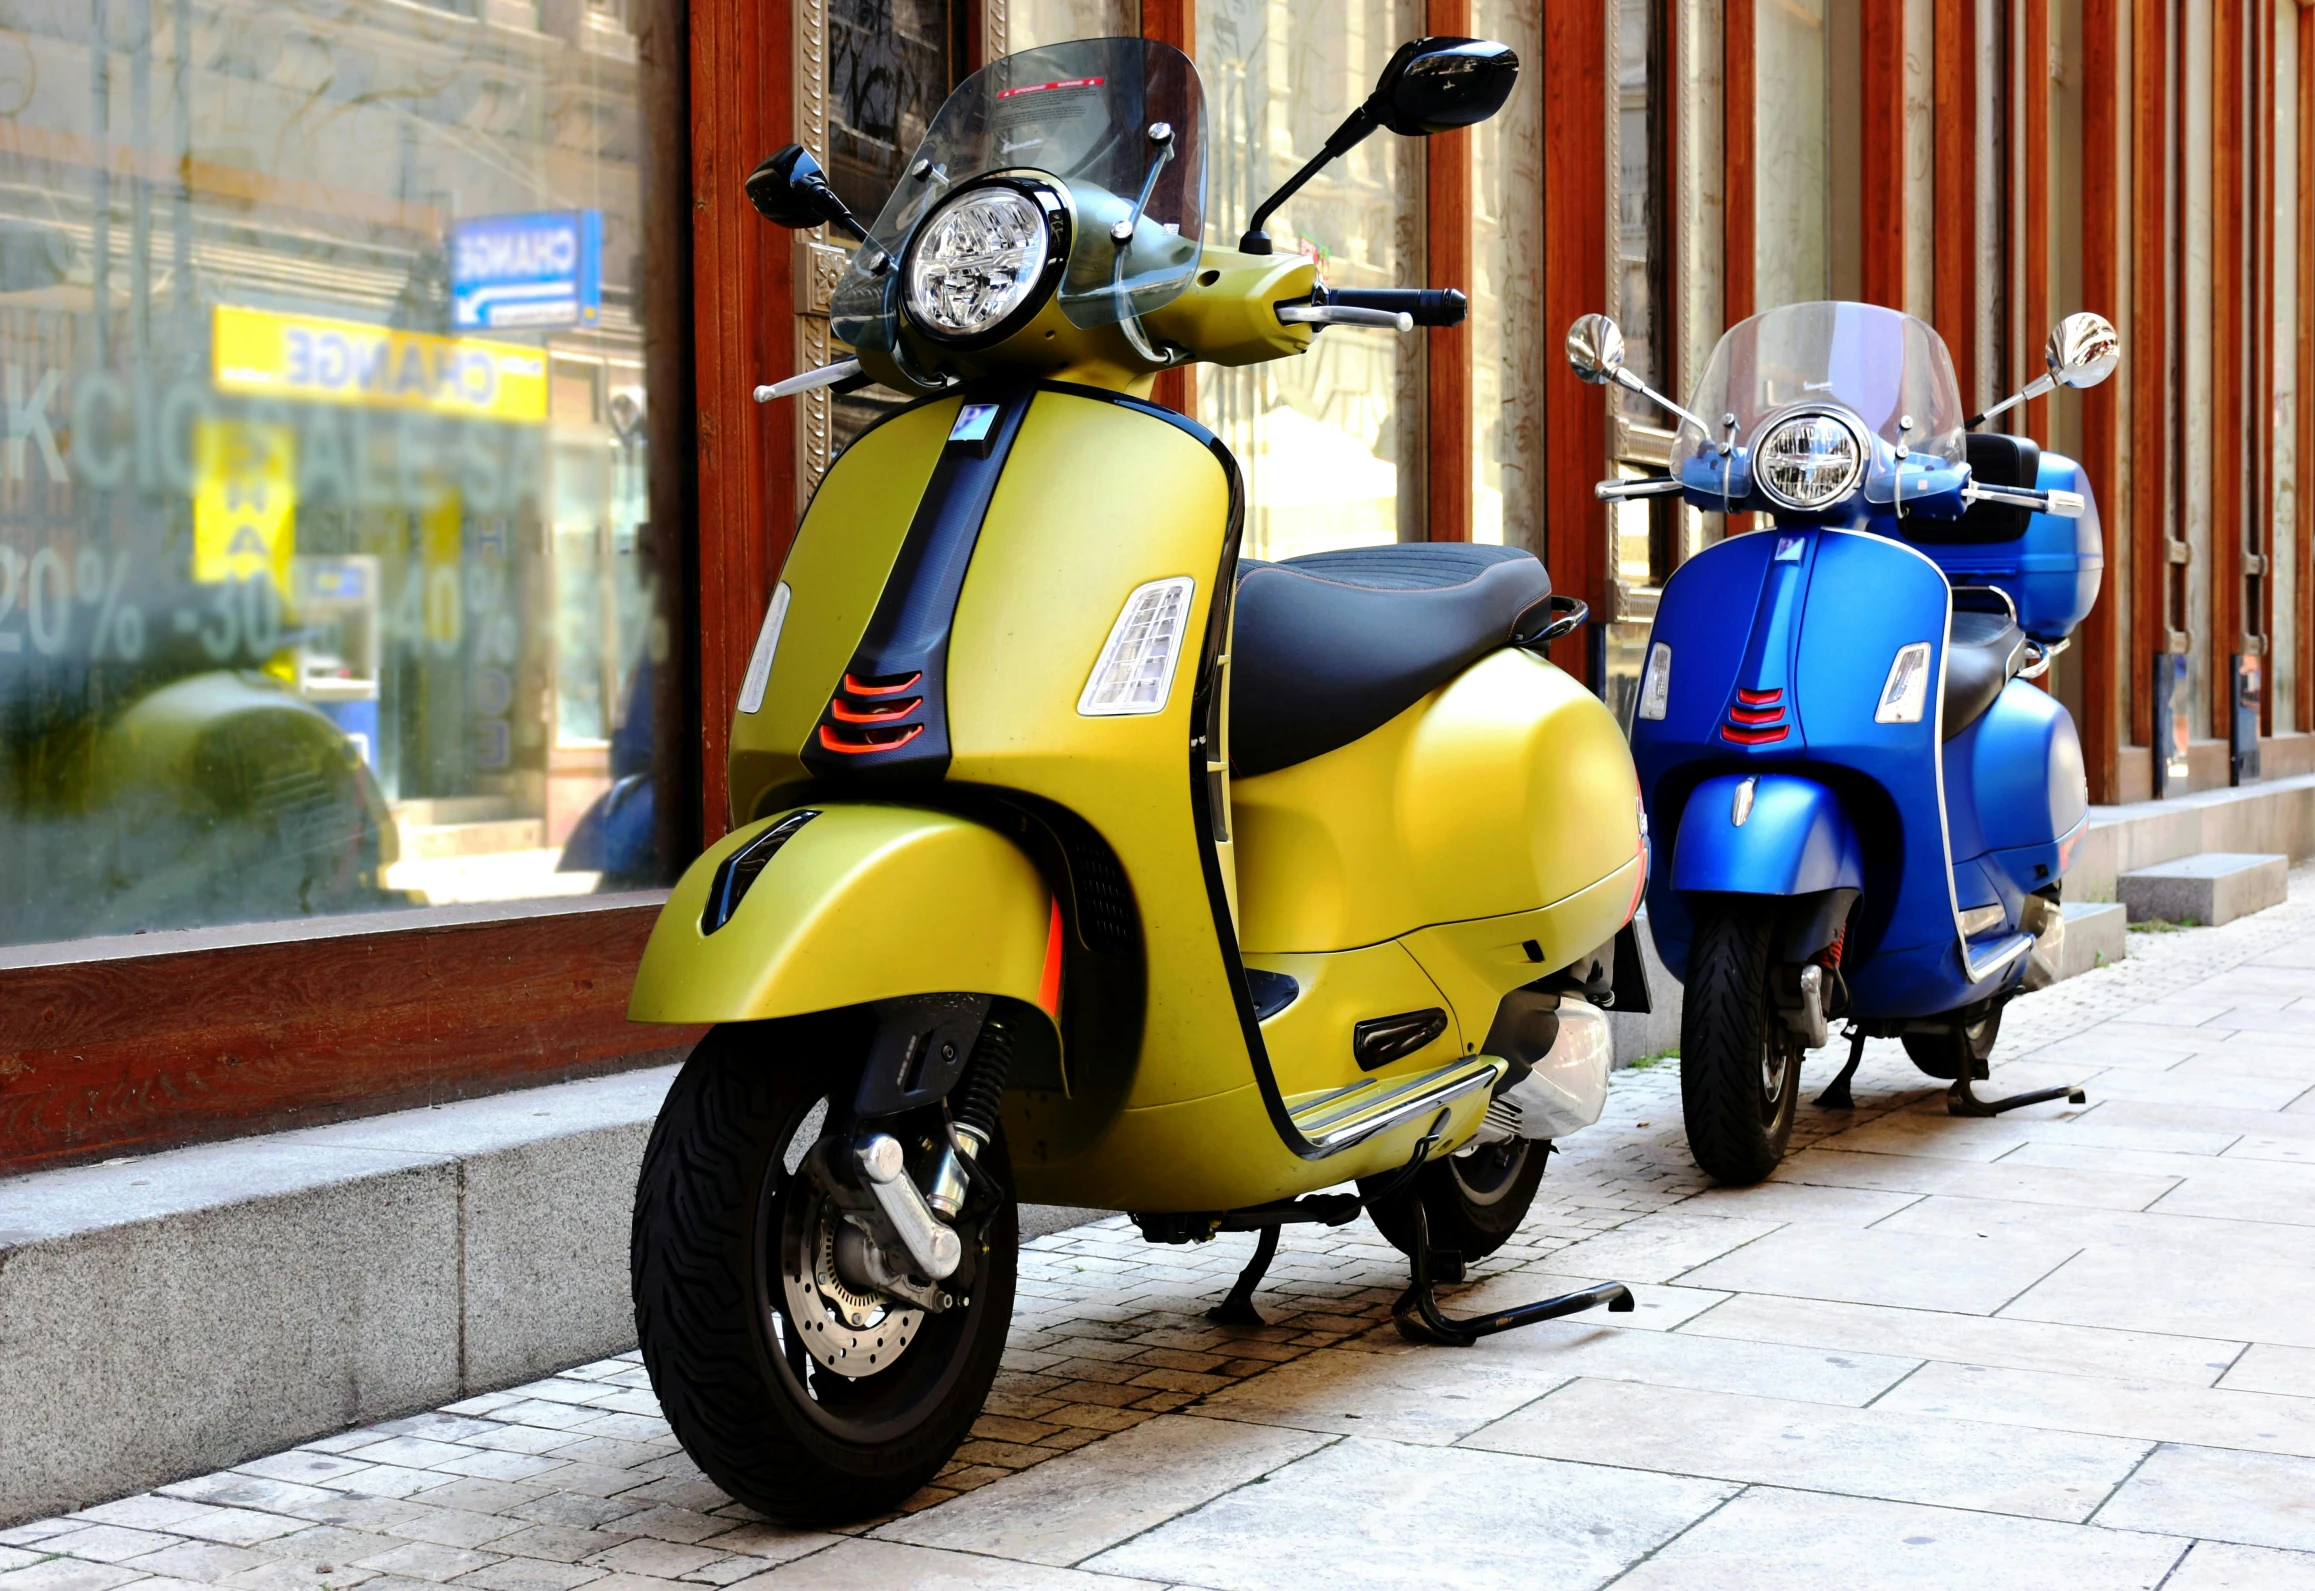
[1679,903,1804,1184]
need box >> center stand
[1945,1072,2087,1117]
[1388,1198,1633,1346]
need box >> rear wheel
[1363,1137,1548,1263]
[631,1020,1016,1526]
[1679,905,1802,1184]
[1903,1006,2002,1081]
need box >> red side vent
[818,722,925,754]
[1722,684,1790,744]
[829,696,923,724]
[817,671,930,754]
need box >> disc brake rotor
[779,1189,924,1379]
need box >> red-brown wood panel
[1934,0,1977,404]
[2302,3,2314,733]
[2080,0,2122,802]
[1145,0,1197,418]
[1859,0,1904,310]
[2130,0,2170,746]
[1544,0,1608,677]
[0,908,704,1174]
[1425,0,1474,543]
[2024,0,2050,438]
[1724,0,1755,326]
[2257,0,2275,737]
[2213,0,2243,734]
[693,0,798,842]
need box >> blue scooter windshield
[1670,302,1969,507]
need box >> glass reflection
[0,0,682,946]
[1196,0,1425,560]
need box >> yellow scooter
[626,35,1648,1523]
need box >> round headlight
[903,187,1051,342]
[1754,410,1865,510]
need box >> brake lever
[1275,303,1415,333]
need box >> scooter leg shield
[627,804,1057,1027]
[1672,773,1864,898]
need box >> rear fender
[1673,773,1864,898]
[628,805,1059,1047]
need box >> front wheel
[631,1020,1017,1525]
[1679,905,1802,1184]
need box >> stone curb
[0,1069,681,1525]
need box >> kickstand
[1815,1026,1866,1110]
[1207,1225,1281,1326]
[1947,1071,2087,1118]
[1390,1199,1633,1347]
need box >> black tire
[1679,905,1802,1184]
[1903,1006,2002,1081]
[631,1020,1016,1526]
[1362,1137,1548,1263]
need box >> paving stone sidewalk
[11,871,2315,1589]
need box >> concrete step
[2057,900,2127,978]
[2117,851,2288,927]
[0,1067,1105,1524]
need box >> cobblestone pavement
[11,873,2315,1589]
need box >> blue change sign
[450,210,603,331]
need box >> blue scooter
[1565,301,2119,1183]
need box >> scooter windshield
[1670,302,1968,506]
[827,38,1207,352]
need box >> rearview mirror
[2045,312,2120,391]
[1565,314,1626,386]
[1238,36,1518,253]
[1372,37,1520,135]
[744,144,870,242]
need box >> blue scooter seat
[1944,607,2027,740]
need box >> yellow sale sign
[191,420,296,590]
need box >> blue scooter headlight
[1754,409,1865,511]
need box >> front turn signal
[1078,576,1196,717]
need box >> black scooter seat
[1230,544,1556,777]
[1943,607,2026,739]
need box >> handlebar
[1319,287,1468,327]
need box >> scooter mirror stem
[1611,367,1714,438]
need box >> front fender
[628,804,1055,1025]
[1672,773,1864,897]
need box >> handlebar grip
[1321,288,1468,327]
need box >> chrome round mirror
[1565,314,1626,386]
[2045,312,2120,391]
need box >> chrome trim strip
[1290,1060,1504,1154]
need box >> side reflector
[1875,641,1933,725]
[1078,576,1195,717]
[1637,641,1672,720]
[737,583,792,715]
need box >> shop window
[1196,0,1426,559]
[1471,0,1543,554]
[1010,1,1142,49]
[1755,0,1833,310]
[0,0,690,947]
